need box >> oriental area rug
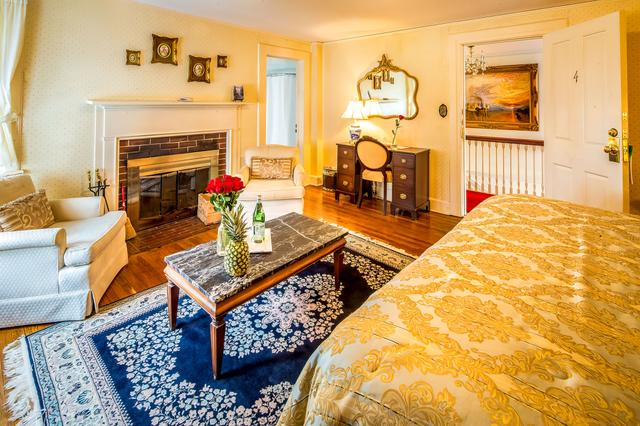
[4,234,414,425]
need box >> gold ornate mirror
[357,54,419,120]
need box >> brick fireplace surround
[118,132,227,210]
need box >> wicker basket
[197,193,221,225]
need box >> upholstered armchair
[236,145,305,220]
[0,175,128,328]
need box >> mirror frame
[357,54,419,120]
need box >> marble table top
[164,213,348,303]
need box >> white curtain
[0,0,27,174]
[266,74,297,146]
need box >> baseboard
[305,175,322,186]
[428,198,452,215]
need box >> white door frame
[447,19,567,216]
[259,44,312,174]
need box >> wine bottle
[252,195,266,243]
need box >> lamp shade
[341,100,368,120]
[363,100,382,117]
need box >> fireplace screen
[139,168,208,220]
[127,151,218,230]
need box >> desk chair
[356,136,393,215]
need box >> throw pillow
[250,157,293,180]
[0,190,55,232]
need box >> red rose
[232,177,244,191]
[214,181,223,193]
[222,180,233,193]
[206,177,219,193]
[398,115,405,120]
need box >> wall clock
[151,34,178,65]
[188,55,211,83]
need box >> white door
[544,12,629,212]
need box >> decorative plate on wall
[151,34,178,65]
[126,50,141,66]
[188,55,211,83]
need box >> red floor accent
[466,190,493,213]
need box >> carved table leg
[166,281,179,330]
[334,248,344,290]
[210,315,226,380]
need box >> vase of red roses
[206,175,245,255]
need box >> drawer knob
[342,164,349,169]
[343,150,348,155]
[343,180,349,186]
[400,173,407,180]
[400,193,407,200]
[401,158,407,164]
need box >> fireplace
[126,151,218,230]
[118,132,227,231]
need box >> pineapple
[222,205,250,277]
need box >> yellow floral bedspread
[278,195,640,425]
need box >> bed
[278,195,640,425]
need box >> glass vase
[216,223,228,256]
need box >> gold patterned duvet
[278,195,640,425]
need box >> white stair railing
[465,135,544,197]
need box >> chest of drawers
[335,142,430,219]
[334,144,360,203]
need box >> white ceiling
[136,0,594,42]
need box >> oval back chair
[355,136,393,215]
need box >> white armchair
[236,145,305,220]
[0,175,128,328]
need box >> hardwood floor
[0,186,460,424]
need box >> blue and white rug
[4,234,413,425]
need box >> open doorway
[259,44,312,179]
[266,57,299,147]
[461,38,544,213]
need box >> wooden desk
[335,142,430,220]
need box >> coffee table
[163,212,348,379]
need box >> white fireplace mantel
[88,98,251,209]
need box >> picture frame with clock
[188,55,211,83]
[151,34,178,65]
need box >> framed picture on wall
[465,64,539,131]
[188,55,211,83]
[151,34,178,65]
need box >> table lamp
[341,100,367,142]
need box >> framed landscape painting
[466,64,539,131]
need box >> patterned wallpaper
[19,0,275,198]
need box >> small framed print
[217,55,228,68]
[151,34,178,65]
[233,85,244,101]
[439,104,448,118]
[126,50,141,66]
[188,55,211,83]
[373,75,382,90]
